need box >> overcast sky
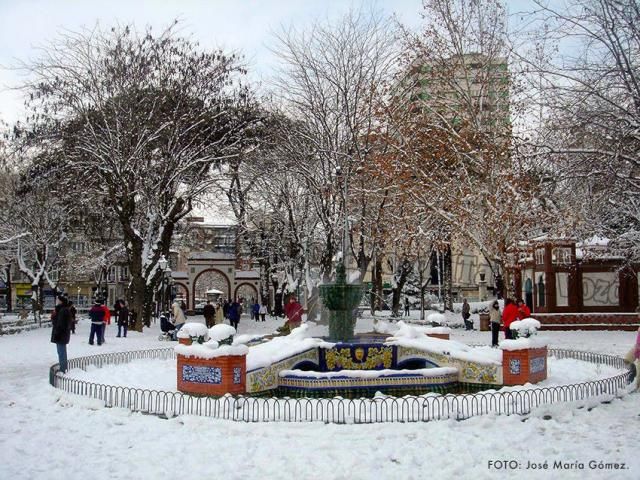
[0,0,547,125]
[0,0,425,124]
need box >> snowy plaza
[1,312,639,480]
[2,0,640,479]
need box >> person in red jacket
[516,299,531,320]
[100,301,111,344]
[279,296,304,334]
[502,298,519,340]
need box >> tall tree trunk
[391,260,412,317]
[443,245,453,312]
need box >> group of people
[488,298,531,346]
[50,295,133,373]
[88,298,133,345]
[202,296,303,335]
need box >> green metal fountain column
[319,263,364,342]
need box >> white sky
[0,0,426,124]
[0,0,549,125]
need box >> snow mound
[427,313,447,325]
[208,324,236,342]
[392,321,423,339]
[175,342,249,359]
[177,322,210,340]
[247,326,334,371]
[510,318,542,337]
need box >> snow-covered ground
[1,312,640,479]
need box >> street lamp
[164,266,172,314]
[158,255,168,317]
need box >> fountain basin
[278,367,459,398]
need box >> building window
[119,266,129,281]
[108,266,116,283]
[552,247,572,265]
[535,249,545,265]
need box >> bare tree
[270,9,399,286]
[518,0,640,262]
[20,23,257,328]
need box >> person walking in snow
[88,299,105,346]
[259,302,268,322]
[223,299,230,321]
[51,295,72,373]
[172,300,186,330]
[404,297,410,317]
[116,300,129,338]
[462,298,472,330]
[228,299,241,330]
[252,301,260,322]
[214,301,224,325]
[489,300,502,347]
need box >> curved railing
[49,348,632,423]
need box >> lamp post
[158,255,168,316]
[164,267,172,314]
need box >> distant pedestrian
[253,301,260,322]
[68,300,77,334]
[116,300,129,338]
[203,300,216,328]
[404,297,410,317]
[259,302,268,322]
[228,299,241,330]
[462,298,473,330]
[214,301,224,325]
[88,299,105,346]
[489,300,501,347]
[223,300,230,321]
[172,300,186,330]
[51,295,72,373]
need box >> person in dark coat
[88,299,106,345]
[51,295,72,373]
[223,300,230,320]
[252,301,260,322]
[228,299,241,330]
[462,298,473,330]
[203,301,216,328]
[116,300,129,338]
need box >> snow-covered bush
[427,312,447,327]
[509,318,541,338]
[208,324,236,345]
[177,322,210,344]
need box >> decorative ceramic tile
[182,365,222,384]
[246,348,319,393]
[509,359,521,375]
[324,345,393,370]
[233,367,242,384]
[460,361,499,384]
[530,357,545,374]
